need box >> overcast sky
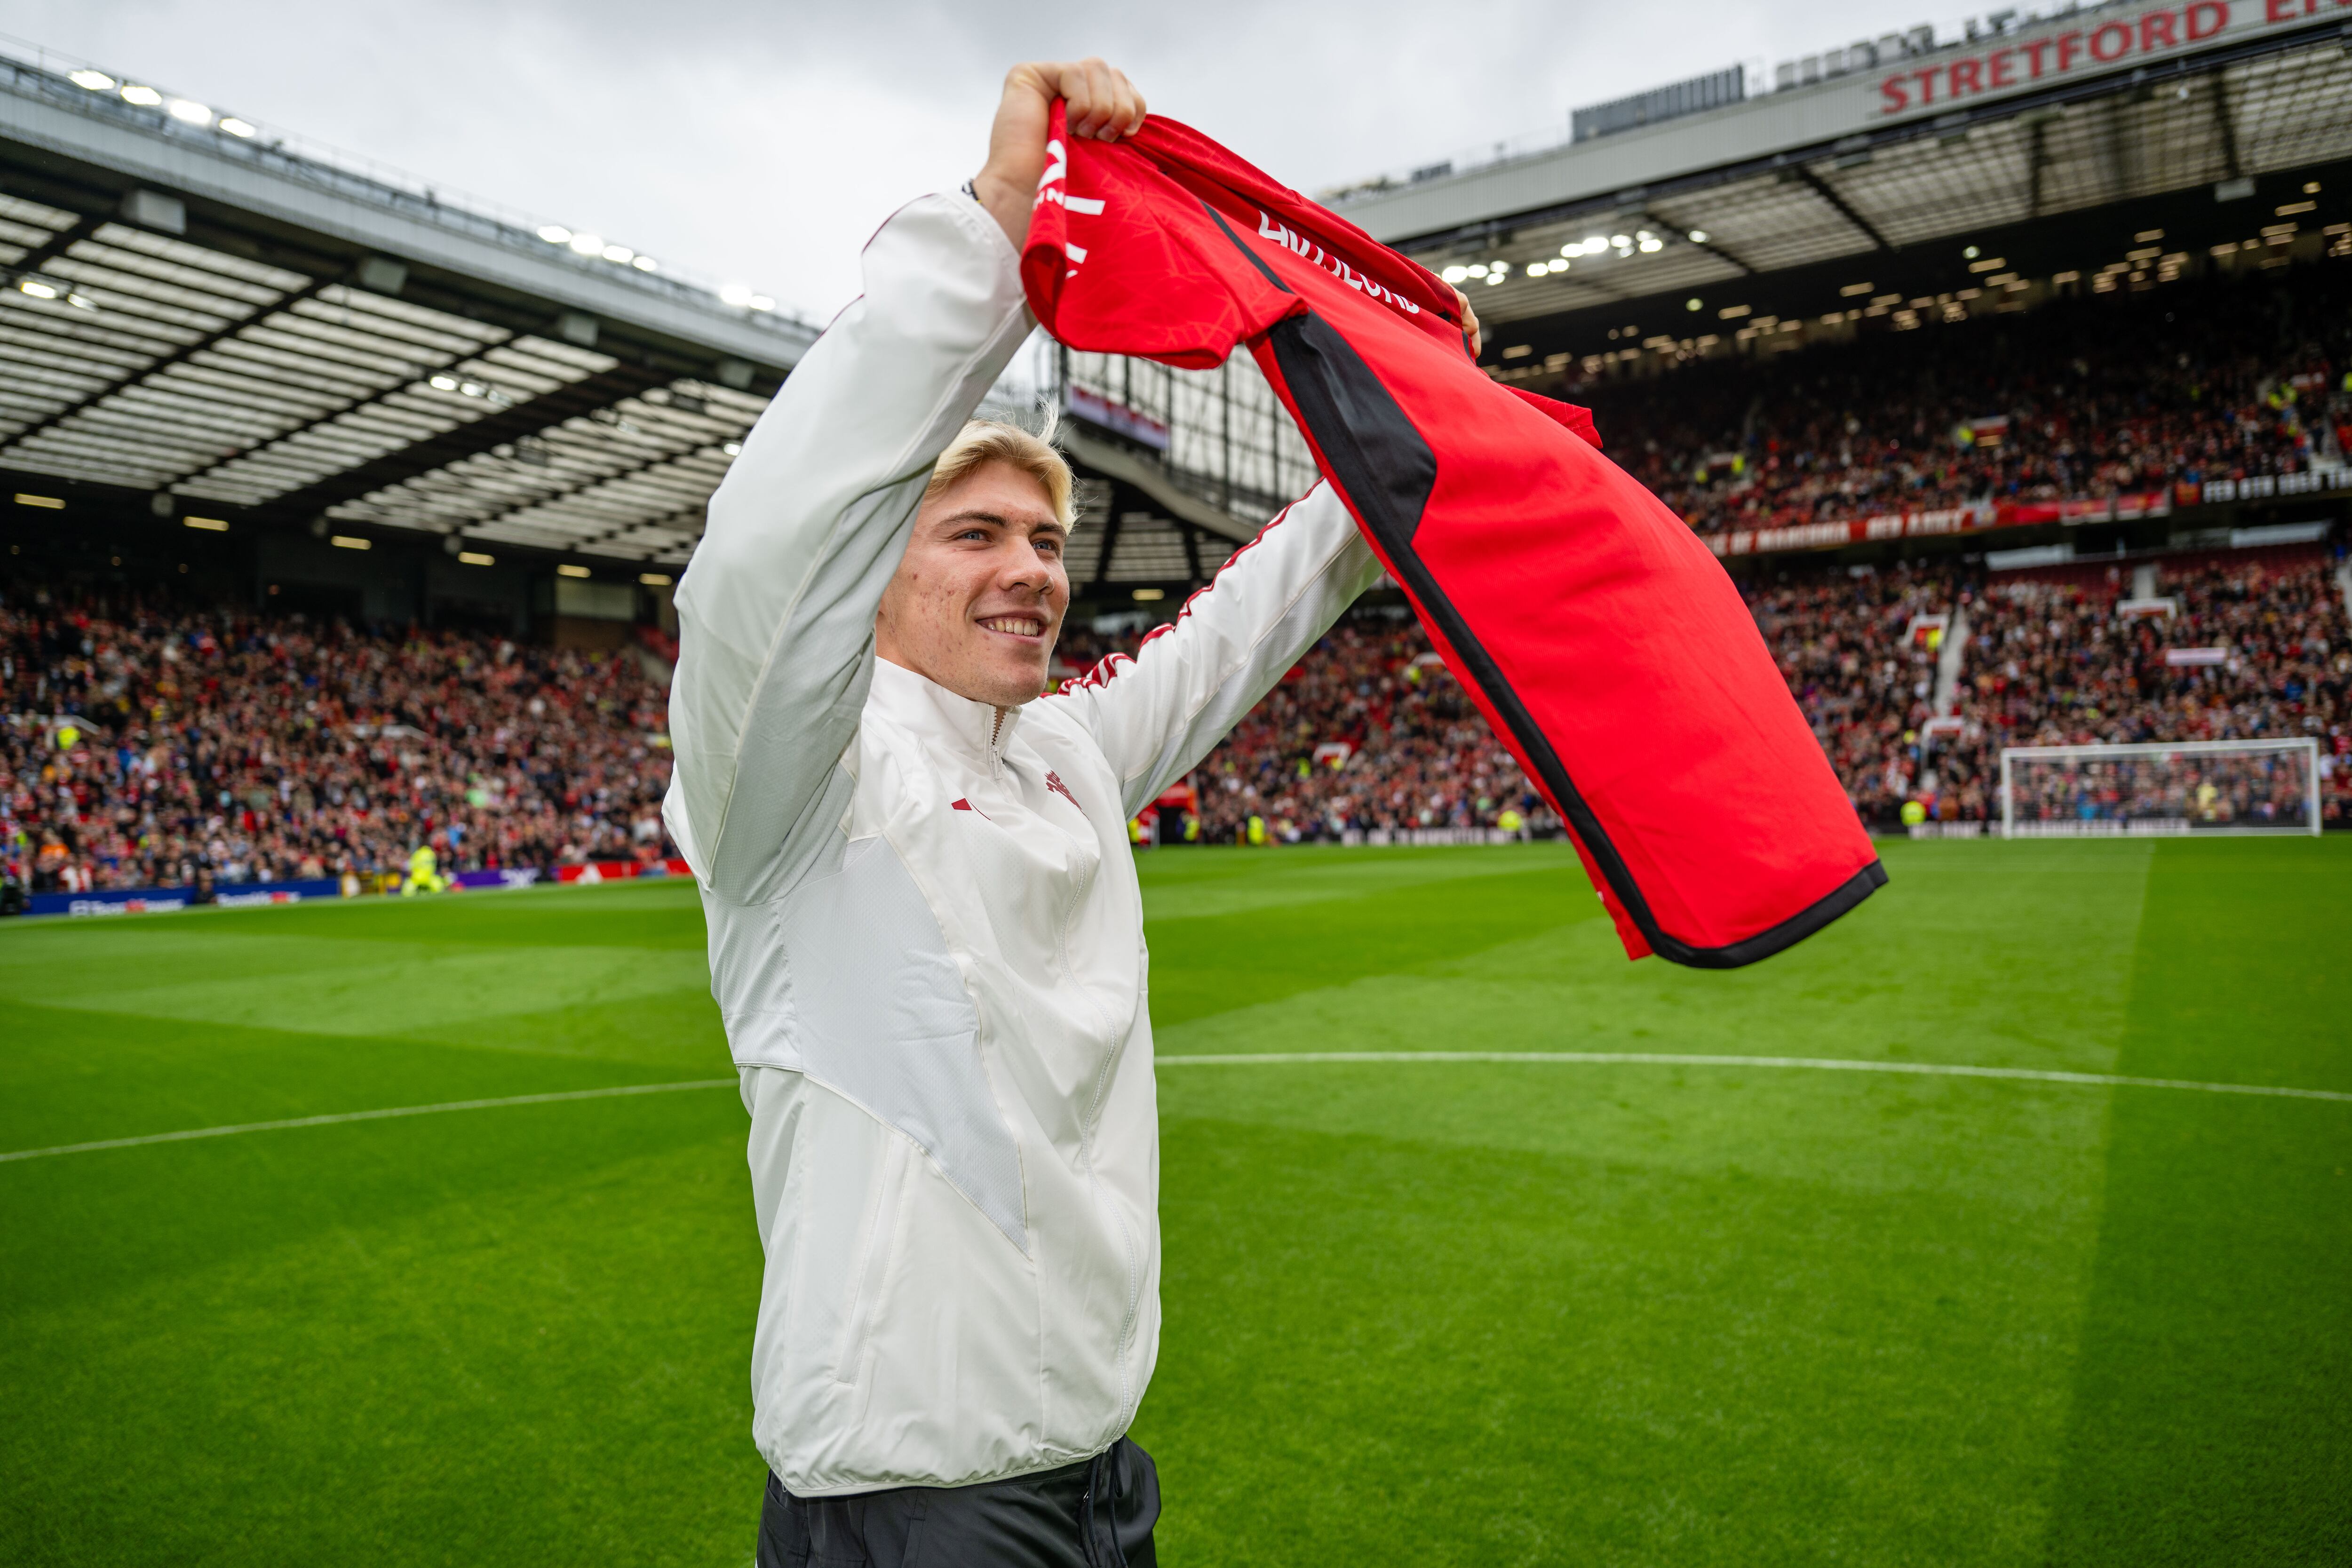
[1,0,1962,320]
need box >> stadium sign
[1706,491,2184,557]
[28,876,341,917]
[1877,0,2344,119]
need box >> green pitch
[2,840,2346,1566]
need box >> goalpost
[2000,738,2323,838]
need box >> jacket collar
[869,655,1022,769]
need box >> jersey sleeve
[1047,483,1382,818]
[664,194,1035,903]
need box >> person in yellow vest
[1496,806,1525,837]
[1246,813,1267,846]
[402,840,446,895]
[1127,815,1148,847]
[1181,812,1200,843]
[1899,799,1927,828]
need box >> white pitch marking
[0,1079,738,1164]
[1155,1051,2352,1104]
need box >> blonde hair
[924,414,1074,529]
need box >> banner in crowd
[452,868,545,891]
[26,862,698,917]
[1706,492,2174,558]
[551,859,694,884]
[1705,464,2352,559]
[29,876,342,918]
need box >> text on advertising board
[1880,0,2349,114]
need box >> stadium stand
[9,174,2352,896]
[1057,536,2349,845]
[1754,547,2351,826]
[1574,268,2351,545]
[1,589,674,893]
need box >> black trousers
[757,1438,1159,1568]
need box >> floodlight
[719,282,755,307]
[66,293,96,311]
[166,98,211,125]
[556,564,592,578]
[429,374,459,391]
[538,225,572,243]
[120,85,162,106]
[219,117,256,137]
[721,441,743,457]
[1610,234,1630,247]
[460,382,485,397]
[1636,230,1655,241]
[568,232,604,255]
[18,279,57,299]
[184,517,229,532]
[639,573,673,587]
[749,295,775,312]
[458,551,494,566]
[1464,263,1487,278]
[330,534,371,550]
[1963,244,1980,258]
[68,70,114,90]
[601,244,633,263]
[1688,230,1709,243]
[632,255,659,271]
[1686,297,1702,310]
[1440,264,1468,283]
[1526,261,1549,276]
[1638,238,1663,252]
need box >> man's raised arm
[664,61,1144,903]
[1049,483,1385,819]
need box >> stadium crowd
[6,540,2346,901]
[1745,549,2351,828]
[1,588,675,894]
[1060,545,2352,841]
[1056,619,1550,844]
[1576,270,2352,539]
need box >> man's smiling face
[874,459,1071,708]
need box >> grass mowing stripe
[0,1079,739,1164]
[1156,1051,2352,1102]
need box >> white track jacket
[664,191,1380,1496]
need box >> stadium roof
[0,40,818,569]
[0,39,1283,594]
[1333,2,2352,339]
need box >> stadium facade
[1331,0,2352,569]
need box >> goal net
[2000,739,2322,837]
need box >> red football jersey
[1024,109,1884,966]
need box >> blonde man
[666,59,1473,1567]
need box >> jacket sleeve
[664,194,1035,903]
[1048,483,1382,818]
